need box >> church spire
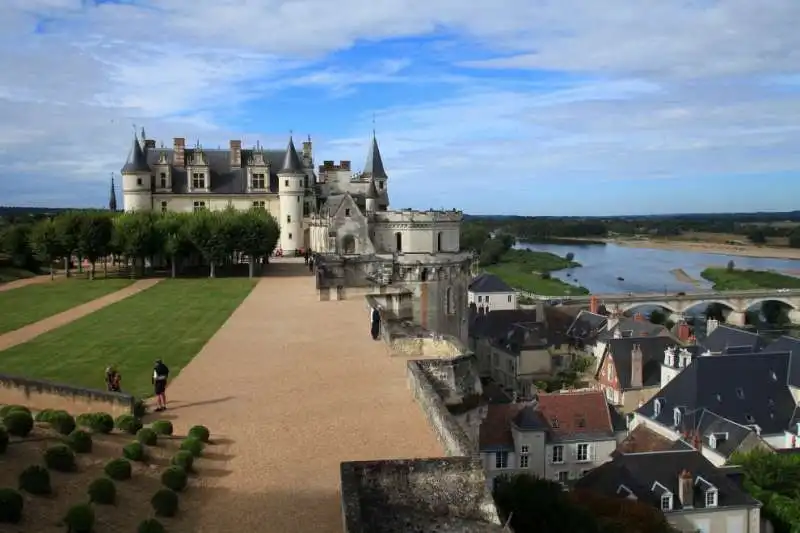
[362,131,387,180]
[109,173,118,211]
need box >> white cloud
[0,0,799,211]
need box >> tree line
[0,209,280,280]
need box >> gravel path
[0,274,57,292]
[162,261,443,533]
[0,279,161,351]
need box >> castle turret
[121,133,152,212]
[362,133,388,208]
[365,177,378,215]
[278,135,305,254]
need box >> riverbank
[612,237,800,260]
[700,267,800,290]
[484,249,589,296]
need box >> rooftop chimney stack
[173,137,185,167]
[678,322,691,342]
[678,470,694,508]
[706,318,719,336]
[589,296,599,314]
[630,344,643,388]
[230,140,242,168]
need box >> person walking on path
[303,248,310,265]
[152,359,170,411]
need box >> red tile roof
[536,390,614,438]
[478,403,528,450]
[616,425,676,454]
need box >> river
[517,242,800,295]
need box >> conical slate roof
[279,136,304,174]
[121,135,150,173]
[366,177,379,199]
[362,134,387,179]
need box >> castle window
[446,287,454,315]
[160,173,167,189]
[303,203,310,216]
[379,181,384,189]
[342,235,356,254]
[252,173,266,189]
[436,232,442,252]
[304,176,309,188]
[345,208,351,217]
[252,201,265,209]
[161,201,168,214]
[288,232,293,240]
[285,179,289,187]
[193,201,206,212]
[287,215,291,223]
[395,232,402,252]
[192,173,205,189]
[136,178,142,186]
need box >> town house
[469,273,518,312]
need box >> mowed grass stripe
[0,278,257,397]
[0,278,134,334]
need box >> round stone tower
[120,134,152,212]
[277,136,305,254]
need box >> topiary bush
[0,488,23,524]
[171,450,194,472]
[151,488,179,517]
[160,466,188,492]
[136,427,157,446]
[18,465,51,495]
[180,437,204,457]
[104,458,132,481]
[137,518,166,533]
[0,427,8,455]
[67,429,93,453]
[87,477,116,504]
[115,414,142,435]
[0,405,30,418]
[188,425,210,443]
[133,399,148,418]
[150,420,173,436]
[76,412,114,434]
[48,410,76,436]
[44,444,75,472]
[34,408,57,422]
[122,441,146,462]
[3,410,33,437]
[63,503,94,533]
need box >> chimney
[678,322,691,342]
[302,137,312,159]
[706,318,719,335]
[144,139,155,150]
[173,137,185,167]
[340,160,351,170]
[630,344,643,388]
[678,470,694,508]
[536,300,545,323]
[230,140,242,167]
[691,430,702,450]
[589,296,598,314]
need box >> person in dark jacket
[152,359,170,411]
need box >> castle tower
[278,135,305,254]
[361,132,389,208]
[365,177,378,215]
[109,174,118,211]
[121,133,152,212]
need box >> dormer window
[160,173,167,189]
[252,173,266,189]
[653,481,673,511]
[192,172,206,189]
[705,489,718,507]
[661,494,673,511]
[617,484,636,499]
[653,398,662,417]
[673,407,682,427]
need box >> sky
[1,0,799,216]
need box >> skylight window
[736,388,745,399]
[771,370,778,381]
[745,414,756,423]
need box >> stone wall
[340,458,503,533]
[0,373,134,416]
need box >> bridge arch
[618,299,739,315]
[745,297,799,311]
[680,300,738,314]
[619,302,679,315]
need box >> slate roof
[637,351,796,438]
[469,309,540,340]
[121,137,150,173]
[280,136,304,174]
[768,336,800,388]
[469,273,514,293]
[615,425,691,455]
[566,310,608,341]
[598,317,668,340]
[606,336,677,390]
[700,324,767,354]
[575,449,760,511]
[362,135,388,179]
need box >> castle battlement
[376,209,462,224]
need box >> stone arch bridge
[559,289,800,326]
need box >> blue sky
[1,0,800,216]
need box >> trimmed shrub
[48,410,76,435]
[88,477,116,504]
[188,425,210,443]
[63,503,94,533]
[115,414,142,435]
[0,405,30,418]
[180,437,204,457]
[3,410,34,437]
[76,412,114,434]
[104,458,132,481]
[151,488,179,517]
[67,429,93,453]
[44,444,75,472]
[136,427,157,446]
[122,441,145,462]
[0,488,23,524]
[133,399,148,418]
[150,420,173,436]
[171,450,194,472]
[0,427,8,455]
[18,465,51,495]
[34,408,57,422]
[137,518,166,533]
[160,466,188,492]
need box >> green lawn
[0,278,134,334]
[0,278,256,397]
[485,250,589,296]
[701,267,800,290]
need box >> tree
[114,212,159,277]
[77,213,113,279]
[54,211,83,277]
[789,228,800,249]
[235,209,280,278]
[565,252,575,262]
[29,219,63,280]
[0,223,37,271]
[156,213,192,278]
[460,223,490,252]
[727,260,736,271]
[185,210,229,278]
[748,229,767,244]
[569,489,674,533]
[649,309,667,325]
